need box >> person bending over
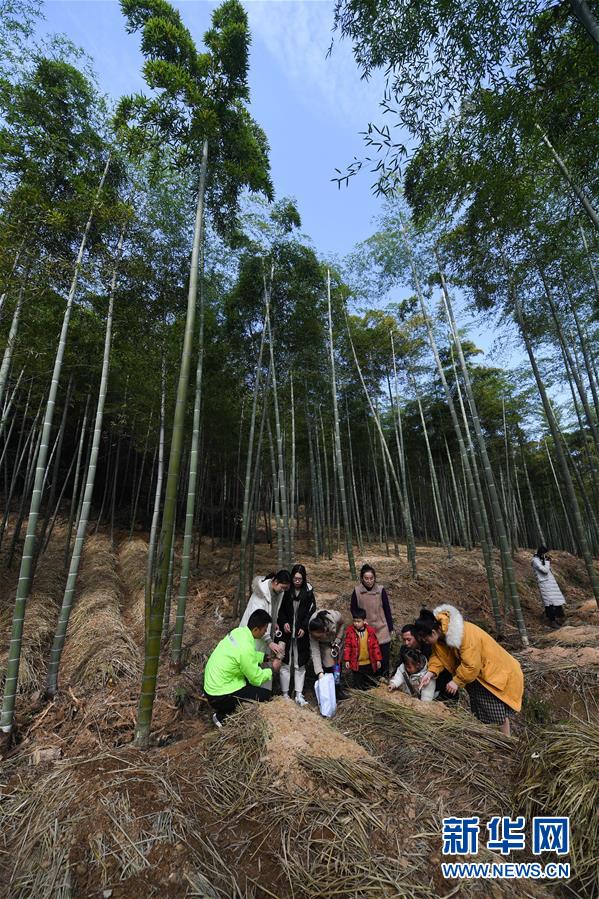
[415,604,523,737]
[309,608,347,698]
[399,622,456,702]
[204,609,275,726]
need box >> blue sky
[35,1,387,260]
[32,1,524,369]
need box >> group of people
[204,560,531,737]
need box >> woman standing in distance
[350,564,394,677]
[532,546,566,629]
[277,564,316,706]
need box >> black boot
[555,605,566,626]
[545,606,559,628]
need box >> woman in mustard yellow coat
[415,604,523,736]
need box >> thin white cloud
[246,0,385,130]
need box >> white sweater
[390,662,437,702]
[240,576,283,653]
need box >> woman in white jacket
[240,571,291,676]
[532,546,566,629]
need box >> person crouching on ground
[532,546,566,629]
[389,648,437,701]
[203,609,275,726]
[343,607,382,690]
[277,563,316,707]
[309,608,347,698]
[415,604,524,736]
[400,622,456,703]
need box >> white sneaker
[282,692,291,700]
[212,713,223,729]
[295,693,308,707]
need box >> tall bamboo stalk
[171,238,206,666]
[439,257,528,644]
[513,289,599,603]
[327,270,356,579]
[46,224,125,697]
[135,141,208,748]
[1,156,111,730]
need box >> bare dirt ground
[1,524,598,897]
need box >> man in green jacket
[204,609,274,725]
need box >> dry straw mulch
[0,530,67,694]
[61,534,140,689]
[517,720,599,898]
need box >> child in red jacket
[343,607,382,690]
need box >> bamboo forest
[1,0,599,896]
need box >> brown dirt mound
[371,684,450,717]
[574,598,599,619]
[538,624,599,645]
[259,696,371,790]
[520,645,599,669]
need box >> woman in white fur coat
[532,546,566,629]
[240,571,291,683]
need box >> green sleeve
[240,645,272,687]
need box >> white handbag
[314,672,337,718]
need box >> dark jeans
[379,642,391,678]
[322,666,348,700]
[435,669,459,703]
[351,664,378,691]
[206,683,272,721]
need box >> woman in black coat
[277,563,316,706]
